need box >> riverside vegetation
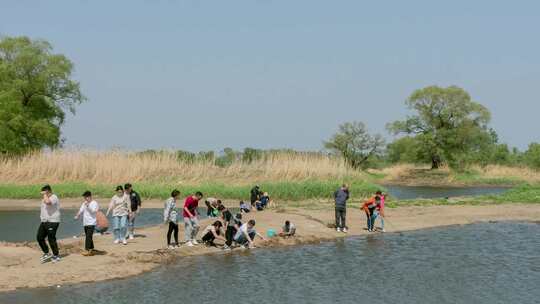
[1,150,540,205]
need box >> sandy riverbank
[1,203,539,292]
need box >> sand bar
[0,203,539,292]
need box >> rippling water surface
[2,222,538,304]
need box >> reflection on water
[2,222,538,304]
[385,185,509,200]
[0,209,163,242]
[0,207,233,242]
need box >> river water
[2,222,538,304]
[384,185,509,200]
[0,207,233,242]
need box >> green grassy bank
[381,184,540,208]
[0,179,382,201]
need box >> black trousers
[202,231,216,246]
[225,226,237,246]
[37,222,60,256]
[84,225,95,250]
[335,207,346,229]
[167,222,179,245]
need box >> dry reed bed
[0,150,365,185]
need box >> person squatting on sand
[163,189,181,249]
[125,183,142,240]
[239,200,251,213]
[279,220,296,238]
[183,192,204,247]
[74,191,99,256]
[37,184,62,263]
[334,184,350,233]
[233,219,267,249]
[201,221,227,246]
[106,185,132,245]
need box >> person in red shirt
[362,195,381,232]
[183,191,204,246]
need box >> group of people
[163,190,283,250]
[36,182,387,264]
[334,184,386,233]
[36,184,294,263]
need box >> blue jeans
[234,231,256,245]
[183,217,200,242]
[127,213,137,236]
[376,212,384,230]
[367,212,378,231]
[112,215,128,241]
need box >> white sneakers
[113,239,120,244]
[128,234,134,240]
[186,241,194,247]
[336,227,348,233]
[336,227,341,232]
[342,228,348,233]
[122,239,128,245]
[191,239,199,245]
[40,253,52,263]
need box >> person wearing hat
[74,191,100,256]
[37,184,62,263]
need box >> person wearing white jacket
[163,189,181,249]
[74,191,99,256]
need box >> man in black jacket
[250,185,262,207]
[125,183,142,239]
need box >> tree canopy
[0,36,85,155]
[387,86,493,169]
[324,121,385,169]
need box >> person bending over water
[201,221,226,246]
[220,206,242,250]
[233,219,266,249]
[164,189,181,249]
[183,191,203,247]
[74,191,99,256]
[205,197,220,218]
[362,195,380,232]
[106,185,131,245]
[37,184,61,263]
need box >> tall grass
[0,149,365,185]
[0,180,382,200]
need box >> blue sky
[1,0,539,151]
